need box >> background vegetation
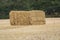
[0,0,60,19]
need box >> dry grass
[9,10,45,25]
[0,18,60,40]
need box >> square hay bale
[9,10,45,25]
[9,11,30,25]
[29,10,45,25]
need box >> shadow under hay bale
[9,10,45,25]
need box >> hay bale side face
[17,11,30,25]
[10,11,30,25]
[10,10,45,25]
[9,11,15,25]
[29,11,45,25]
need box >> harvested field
[0,18,60,40]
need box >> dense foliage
[0,0,60,19]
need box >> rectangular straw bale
[9,11,30,25]
[9,10,45,25]
[29,10,45,25]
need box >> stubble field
[0,18,60,40]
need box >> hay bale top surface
[10,10,45,13]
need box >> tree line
[0,0,60,19]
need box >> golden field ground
[0,18,60,40]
